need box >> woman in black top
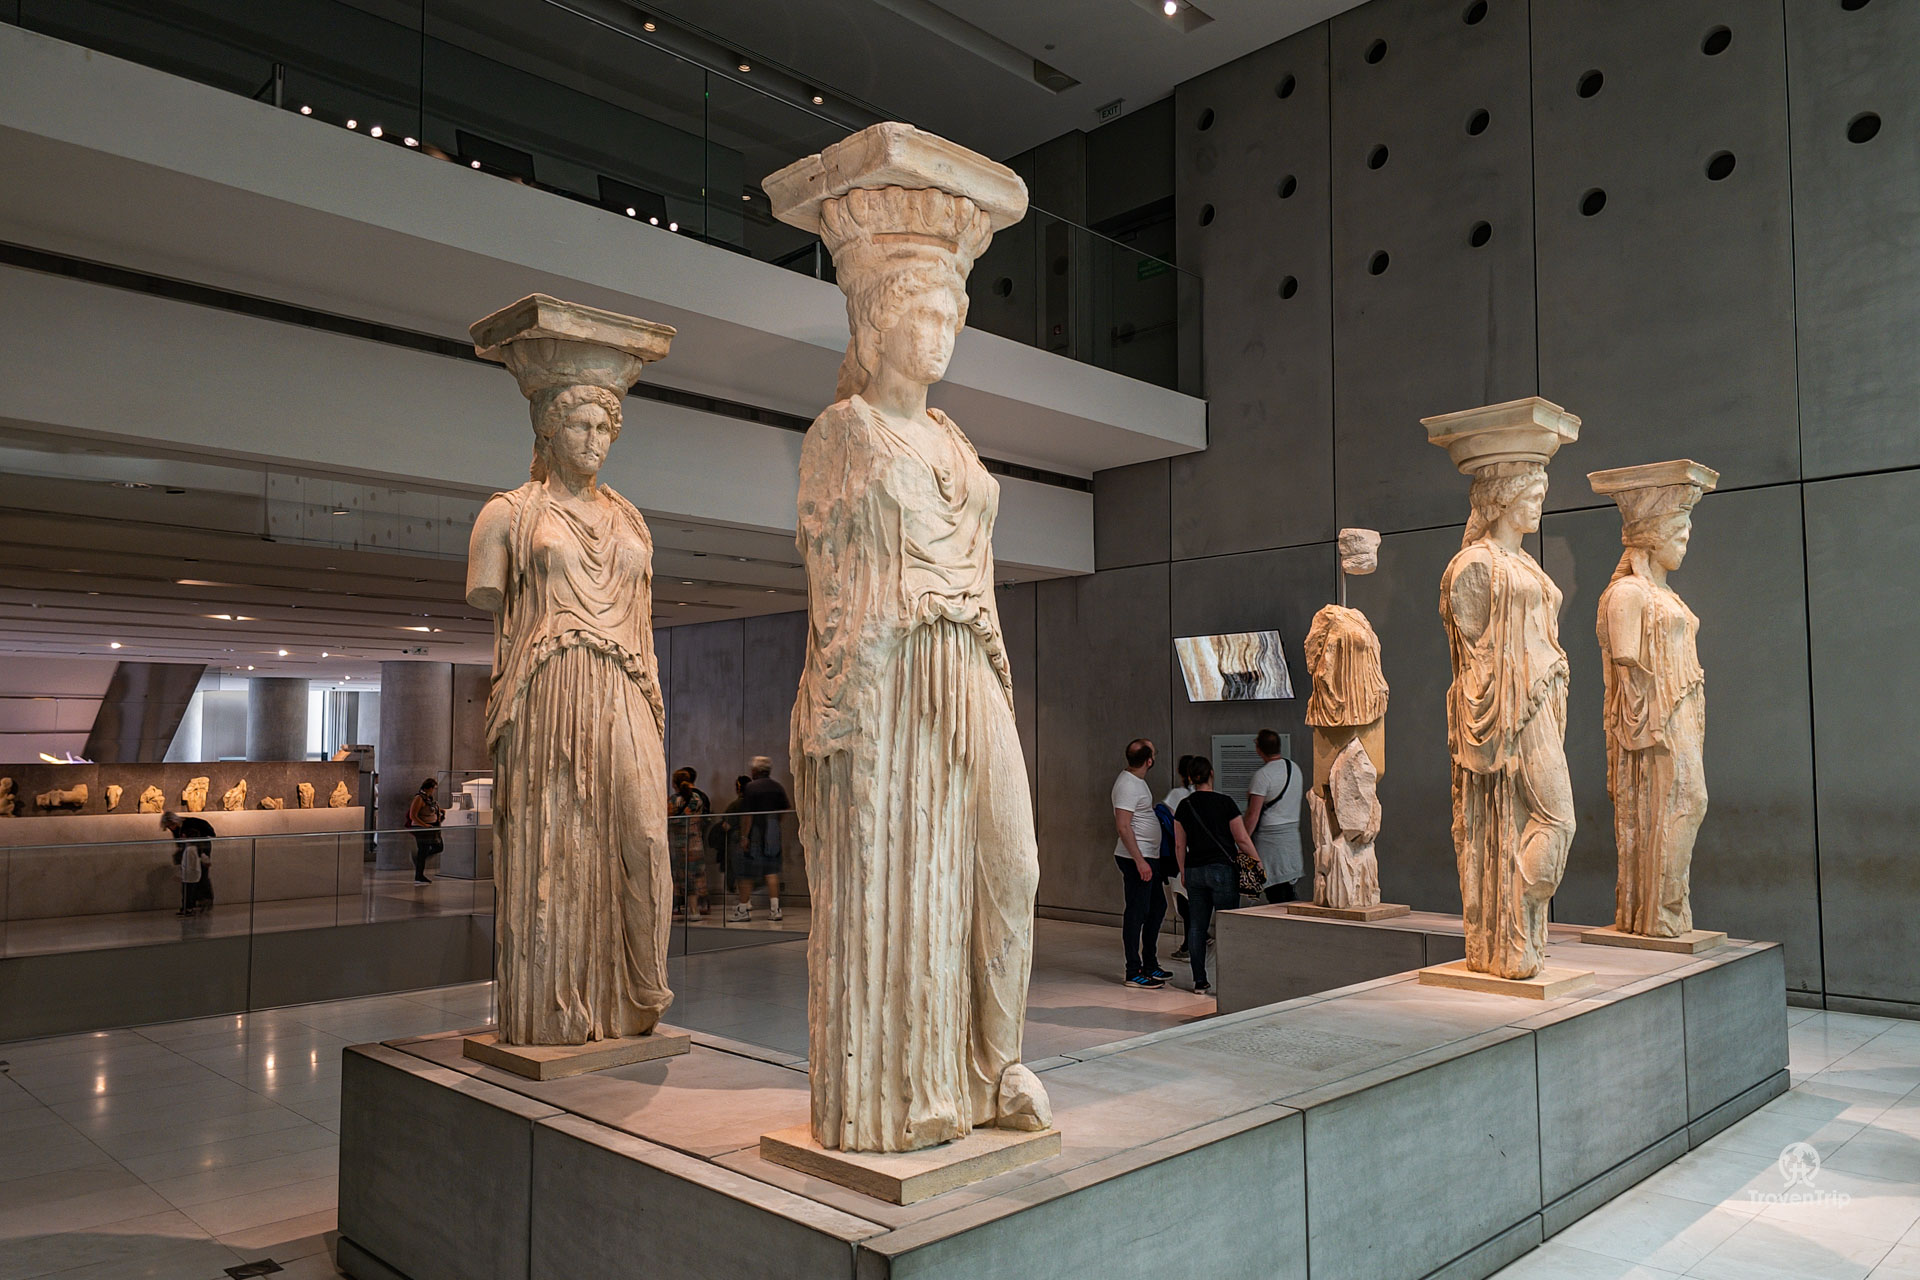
[1172,756,1263,996]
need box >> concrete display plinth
[760,1124,1061,1205]
[1417,959,1596,1000]
[463,1028,691,1080]
[1285,902,1411,922]
[1580,926,1728,955]
[338,937,1787,1280]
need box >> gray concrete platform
[336,936,1787,1280]
[1214,904,1595,1013]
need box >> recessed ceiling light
[741,193,752,202]
[1163,0,1178,13]
[642,19,656,30]
[403,136,418,147]
[668,221,679,231]
[369,125,383,138]
[811,93,824,105]
[278,649,290,657]
[109,641,122,649]
[299,105,313,115]
[331,508,349,516]
[246,665,255,670]
[346,118,358,129]
[402,625,431,632]
[649,216,660,225]
[321,652,330,657]
[111,480,151,489]
[736,59,751,72]
[470,159,481,168]
[626,206,637,216]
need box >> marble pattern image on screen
[1586,459,1725,953]
[1424,398,1588,988]
[766,122,1054,1160]
[1175,631,1295,701]
[465,293,682,1053]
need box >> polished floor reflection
[3,928,1914,1279]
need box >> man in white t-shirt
[1245,728,1305,903]
[1111,738,1169,988]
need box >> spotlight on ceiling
[649,216,660,225]
[369,125,383,138]
[110,641,122,649]
[735,57,751,72]
[668,221,679,231]
[278,649,290,657]
[299,105,312,115]
[627,206,637,216]
[1164,0,1177,12]
[642,19,656,31]
[404,136,418,147]
[346,118,357,129]
[331,508,349,516]
[471,159,481,168]
[811,92,825,105]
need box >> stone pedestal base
[463,1028,691,1080]
[1284,901,1411,922]
[1417,959,1595,1000]
[1579,926,1727,955]
[759,1124,1061,1205]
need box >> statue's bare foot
[994,1063,1052,1131]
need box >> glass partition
[669,808,806,953]
[7,0,1201,392]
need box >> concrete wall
[1030,0,1920,1008]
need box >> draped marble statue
[1424,399,1581,982]
[465,295,677,1048]
[766,124,1052,1154]
[1591,460,1717,940]
[1301,529,1396,915]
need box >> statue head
[529,384,623,483]
[823,186,985,401]
[1463,461,1548,546]
[1589,460,1718,582]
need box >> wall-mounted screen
[1175,632,1294,702]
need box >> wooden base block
[1284,901,1412,922]
[1579,926,1728,955]
[759,1124,1061,1205]
[1416,959,1595,1000]
[462,1027,691,1080]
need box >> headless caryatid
[1294,529,1408,921]
[1422,399,1588,992]
[763,123,1054,1165]
[1584,460,1724,954]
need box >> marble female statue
[1591,460,1717,938]
[767,124,1051,1153]
[465,294,676,1046]
[1424,399,1581,981]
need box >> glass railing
[668,808,808,954]
[0,825,492,960]
[5,0,1200,394]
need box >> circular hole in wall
[1577,69,1604,98]
[1469,220,1492,247]
[1365,39,1388,64]
[1197,107,1215,131]
[1466,108,1491,136]
[1278,174,1298,199]
[1463,0,1488,24]
[1279,275,1299,299]
[1367,144,1390,169]
[1276,74,1297,98]
[1367,250,1390,275]
[1701,26,1732,55]
[1840,0,1871,9]
[991,277,1014,298]
[1705,151,1736,181]
[1199,203,1216,226]
[1580,188,1607,216]
[1847,112,1881,143]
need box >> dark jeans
[1116,857,1168,978]
[412,830,442,879]
[1183,862,1239,989]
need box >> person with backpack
[1172,756,1263,996]
[405,778,445,885]
[1111,738,1171,988]
[1245,728,1306,904]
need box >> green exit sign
[1136,257,1170,282]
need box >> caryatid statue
[1300,529,1400,916]
[465,294,678,1049]
[765,124,1052,1154]
[1424,398,1581,982]
[1590,460,1718,942]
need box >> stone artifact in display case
[139,784,165,813]
[1290,529,1409,923]
[221,779,247,812]
[1582,459,1727,956]
[327,780,349,807]
[461,292,689,1078]
[105,783,123,811]
[0,777,14,817]
[761,123,1058,1194]
[258,796,284,810]
[1421,398,1593,998]
[36,784,87,811]
[181,776,209,812]
[297,781,314,808]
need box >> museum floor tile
[3,930,1915,1279]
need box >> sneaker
[769,905,784,921]
[414,877,431,885]
[1194,983,1212,996]
[1148,967,1173,981]
[1124,974,1165,989]
[1171,944,1190,960]
[729,905,752,922]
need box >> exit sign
[1096,98,1124,123]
